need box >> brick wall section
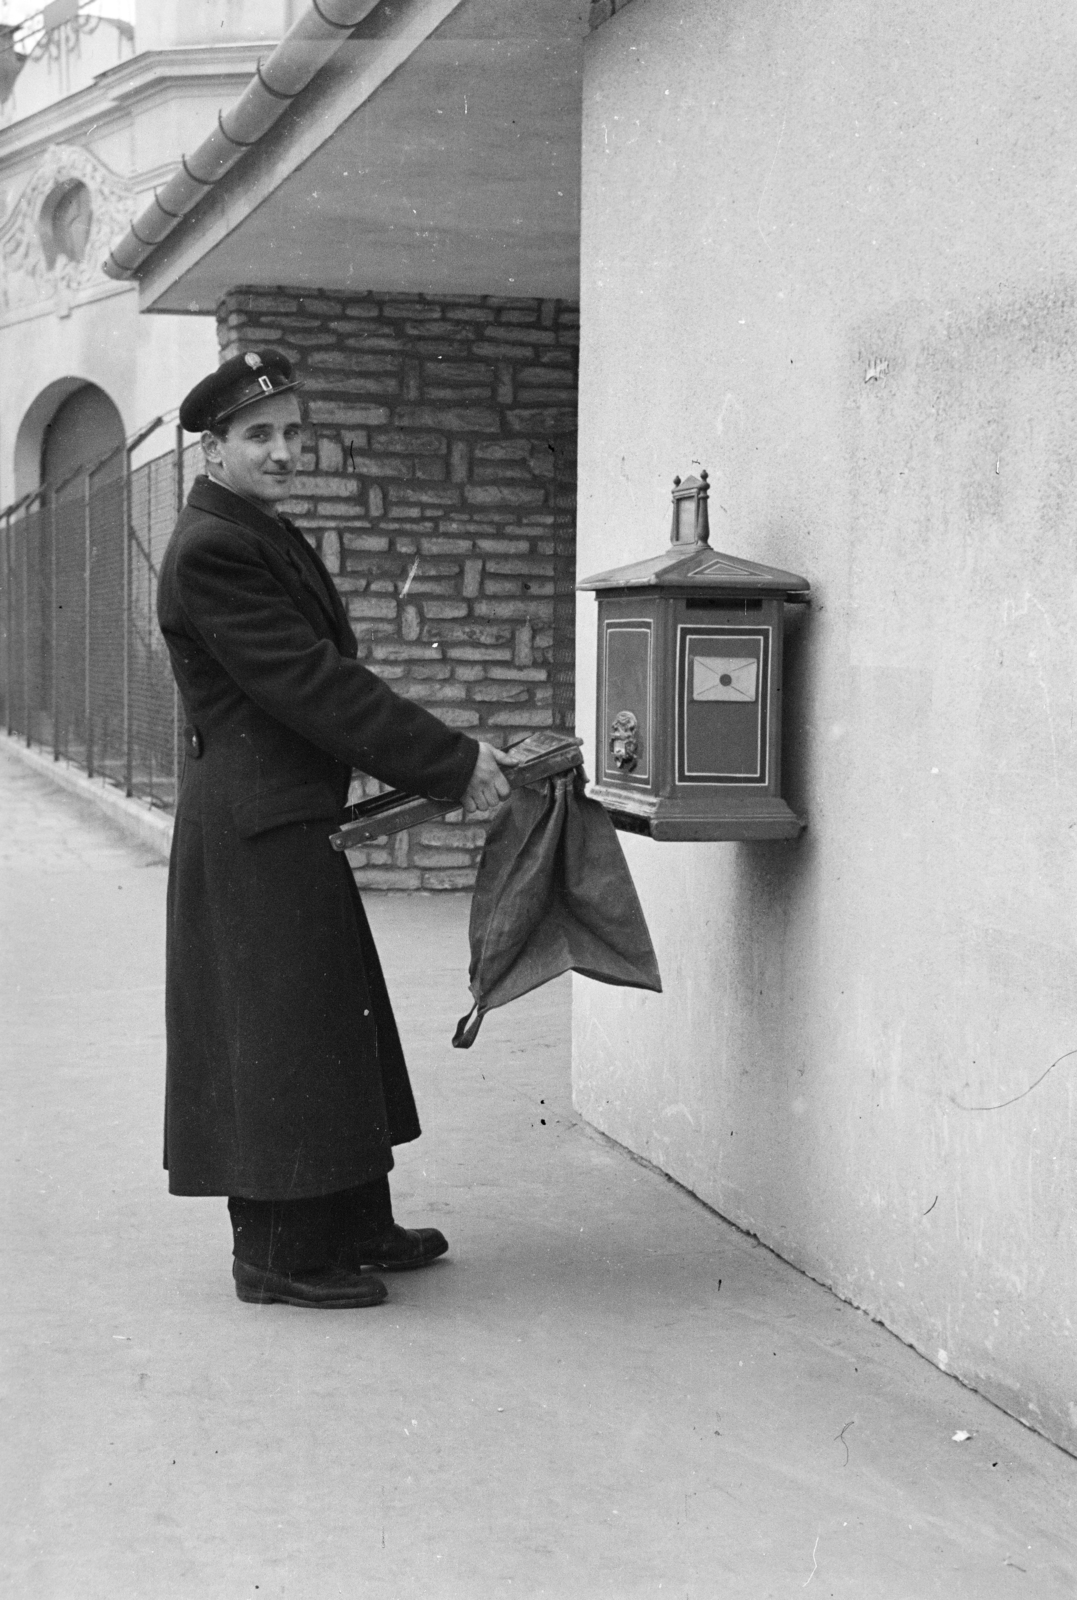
[216,287,578,891]
[589,0,641,28]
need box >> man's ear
[201,429,222,465]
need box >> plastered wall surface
[133,0,295,51]
[576,0,1077,1452]
[0,296,218,500]
[0,5,263,501]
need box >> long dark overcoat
[157,476,478,1199]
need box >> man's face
[202,392,303,509]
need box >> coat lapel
[186,477,353,652]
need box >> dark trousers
[228,1177,394,1275]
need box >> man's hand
[462,741,519,816]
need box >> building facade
[98,0,1077,1458]
[0,2,298,504]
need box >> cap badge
[244,353,263,370]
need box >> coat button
[185,726,203,759]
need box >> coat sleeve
[173,521,479,802]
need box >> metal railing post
[3,508,11,736]
[50,488,59,760]
[123,447,133,796]
[84,469,93,777]
[21,509,29,746]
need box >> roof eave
[106,0,467,311]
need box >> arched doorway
[13,377,126,500]
[40,383,125,491]
[11,381,127,768]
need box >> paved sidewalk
[2,739,1076,1600]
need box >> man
[157,349,514,1310]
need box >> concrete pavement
[2,733,1076,1599]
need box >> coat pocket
[232,783,341,839]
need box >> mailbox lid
[579,543,809,597]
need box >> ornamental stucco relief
[0,143,134,317]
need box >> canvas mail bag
[453,769,662,1048]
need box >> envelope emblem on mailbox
[692,656,758,703]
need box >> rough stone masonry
[217,288,579,890]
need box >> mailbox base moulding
[589,786,805,842]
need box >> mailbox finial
[670,468,711,547]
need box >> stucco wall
[133,0,293,51]
[575,0,1077,1453]
[0,293,218,501]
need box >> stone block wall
[216,287,578,890]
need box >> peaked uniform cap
[179,349,301,433]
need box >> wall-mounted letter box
[578,471,810,841]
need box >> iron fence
[0,424,203,810]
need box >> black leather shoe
[350,1224,449,1272]
[233,1259,388,1308]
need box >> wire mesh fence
[0,428,203,811]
